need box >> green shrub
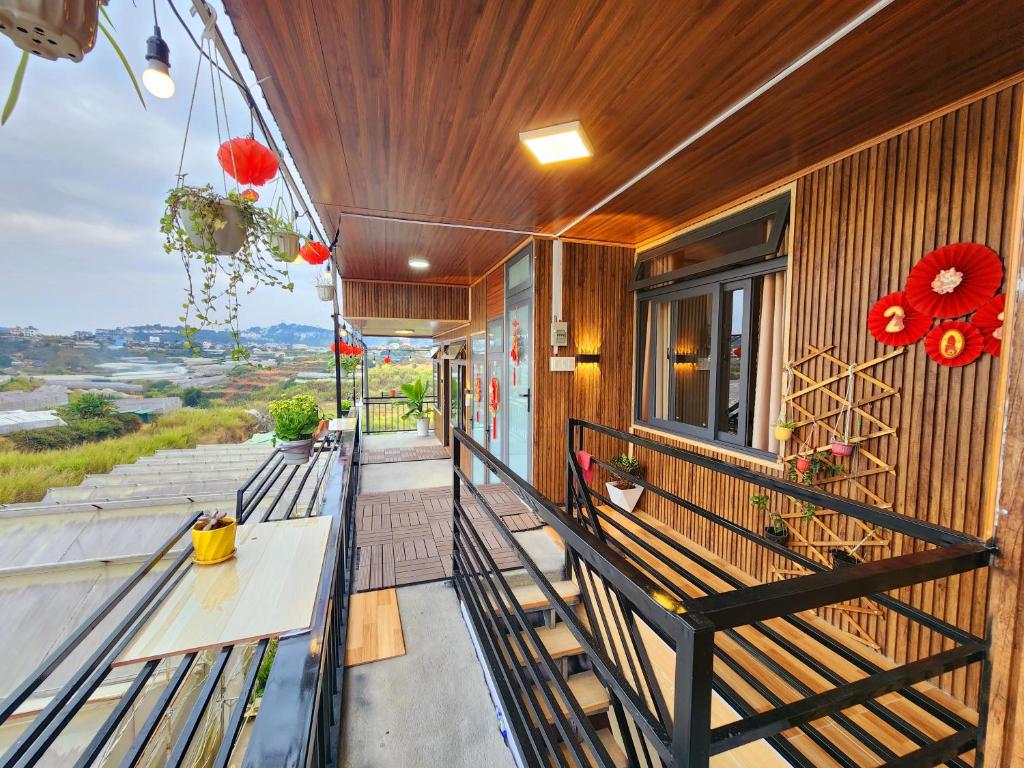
[181,387,207,407]
[268,394,321,442]
[0,376,41,393]
[6,413,142,452]
[58,392,117,420]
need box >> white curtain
[751,272,786,453]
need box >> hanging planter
[830,548,859,568]
[752,494,788,545]
[830,364,857,457]
[774,420,796,442]
[162,185,294,360]
[315,275,335,302]
[795,454,811,473]
[268,205,301,263]
[830,440,855,458]
[1,1,144,125]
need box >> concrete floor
[360,432,453,493]
[340,582,517,768]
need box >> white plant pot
[278,437,313,466]
[0,0,99,62]
[316,283,335,302]
[182,198,246,255]
[606,482,643,513]
[415,417,429,437]
[270,229,300,262]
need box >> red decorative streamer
[923,321,983,367]
[489,376,500,434]
[866,291,931,347]
[904,242,1002,318]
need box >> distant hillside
[103,323,335,347]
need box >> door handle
[519,389,531,412]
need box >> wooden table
[116,516,333,665]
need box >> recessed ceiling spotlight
[396,329,414,334]
[408,258,429,269]
[519,120,592,164]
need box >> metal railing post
[672,614,715,768]
[453,434,462,581]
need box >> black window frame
[632,195,789,457]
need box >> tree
[181,387,207,407]
[59,393,117,420]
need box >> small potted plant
[340,399,354,417]
[268,204,301,262]
[774,419,797,442]
[607,453,644,513]
[192,510,237,565]
[795,453,812,473]
[751,493,788,544]
[830,548,859,568]
[830,434,856,457]
[269,394,322,465]
[399,378,431,436]
[315,272,335,302]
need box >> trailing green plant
[268,394,321,442]
[751,493,786,534]
[610,453,642,489]
[3,5,144,126]
[399,378,429,420]
[161,185,294,361]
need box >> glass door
[469,334,487,484]
[505,290,531,479]
[485,317,504,484]
[505,246,533,480]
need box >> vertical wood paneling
[342,280,468,320]
[597,85,1021,708]
[486,270,504,319]
[532,240,637,502]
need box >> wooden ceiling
[224,0,1024,283]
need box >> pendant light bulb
[143,25,174,99]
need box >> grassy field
[0,407,258,505]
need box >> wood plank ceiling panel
[222,0,877,279]
[564,0,1024,244]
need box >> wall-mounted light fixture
[673,352,698,365]
[576,353,601,364]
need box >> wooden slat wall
[625,85,1022,708]
[532,240,636,503]
[342,280,468,320]
[468,280,487,336]
[486,270,504,319]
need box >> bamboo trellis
[770,344,904,650]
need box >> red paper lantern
[866,291,931,347]
[904,243,1002,318]
[300,241,330,265]
[923,321,983,367]
[383,355,392,364]
[972,293,1005,356]
[241,189,259,202]
[217,137,279,187]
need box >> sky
[0,1,331,334]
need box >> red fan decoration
[866,291,931,347]
[299,241,330,265]
[923,321,983,367]
[904,243,1002,318]
[217,137,279,187]
[972,293,1006,356]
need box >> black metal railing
[566,417,993,768]
[362,394,437,433]
[0,418,360,768]
[450,420,993,768]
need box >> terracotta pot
[795,456,811,473]
[606,482,644,513]
[764,525,790,546]
[192,516,237,565]
[389,388,397,397]
[773,425,794,442]
[830,440,855,457]
[0,0,99,62]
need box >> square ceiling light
[519,121,592,164]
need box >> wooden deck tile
[344,588,406,667]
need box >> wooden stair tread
[514,623,584,663]
[511,580,580,611]
[558,728,628,768]
[522,671,611,726]
[596,504,980,767]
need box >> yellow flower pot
[774,425,794,442]
[192,517,237,565]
